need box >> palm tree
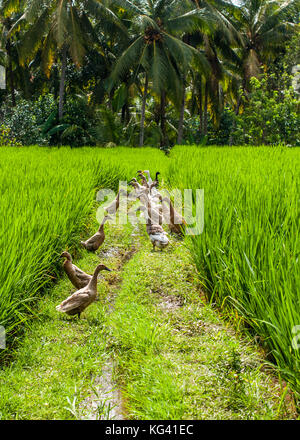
[184,0,242,135]
[110,0,210,146]
[19,0,125,120]
[0,0,27,106]
[229,0,297,86]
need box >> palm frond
[110,35,145,85]
[150,40,170,93]
[83,0,128,35]
[19,9,50,63]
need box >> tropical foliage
[0,0,299,147]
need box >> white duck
[137,204,169,251]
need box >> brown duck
[137,171,149,189]
[129,178,144,191]
[103,189,127,215]
[81,215,112,252]
[162,196,187,234]
[56,264,111,318]
[60,251,92,289]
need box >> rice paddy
[0,145,299,407]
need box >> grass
[108,223,296,419]
[166,146,300,397]
[0,146,165,353]
[0,219,134,420]
[0,218,296,419]
[0,144,299,412]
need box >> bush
[2,94,98,147]
[233,74,300,146]
[3,94,57,145]
[0,124,22,147]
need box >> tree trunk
[58,44,67,121]
[160,90,168,148]
[121,104,126,124]
[139,74,148,147]
[177,83,186,144]
[125,103,130,125]
[198,76,203,135]
[204,80,208,135]
[229,96,241,146]
[6,40,16,107]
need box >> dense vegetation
[0,0,299,148]
[0,146,299,401]
[168,146,300,394]
[0,147,125,345]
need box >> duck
[147,222,169,251]
[152,172,160,188]
[129,178,144,191]
[136,201,163,225]
[137,171,149,189]
[137,190,160,210]
[56,264,112,318]
[149,172,160,196]
[103,189,127,215]
[60,251,92,289]
[162,196,187,234]
[81,215,112,252]
[142,170,160,189]
[137,204,169,251]
[142,170,153,185]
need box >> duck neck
[98,216,108,231]
[169,199,175,215]
[89,266,101,290]
[163,197,175,221]
[116,190,122,201]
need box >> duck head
[98,264,112,272]
[60,251,72,261]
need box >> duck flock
[56,170,186,319]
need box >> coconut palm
[110,0,211,146]
[19,0,125,120]
[229,0,297,86]
[0,0,27,105]
[184,0,242,135]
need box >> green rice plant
[0,146,167,357]
[1,144,299,401]
[0,147,125,353]
[167,146,300,396]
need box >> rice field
[0,147,127,344]
[168,146,300,393]
[0,145,299,398]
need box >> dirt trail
[79,231,140,420]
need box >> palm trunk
[58,44,67,121]
[6,40,16,107]
[204,80,208,136]
[229,97,241,146]
[139,74,148,147]
[125,103,130,125]
[177,83,186,144]
[160,90,168,148]
[198,76,203,134]
[121,105,126,123]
